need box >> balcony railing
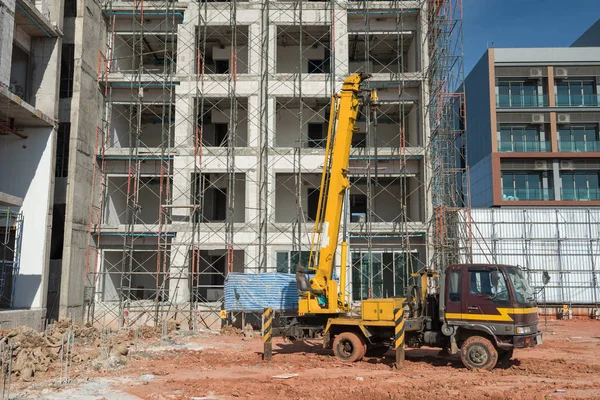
[497,95,548,108]
[558,141,600,152]
[498,141,551,152]
[502,188,554,201]
[555,95,600,107]
[561,188,600,201]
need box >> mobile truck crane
[273,73,542,371]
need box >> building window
[556,80,596,106]
[497,80,540,107]
[276,251,311,274]
[308,59,329,74]
[558,125,599,152]
[215,59,229,74]
[352,132,366,148]
[499,125,548,152]
[502,172,551,201]
[214,123,229,147]
[55,123,70,177]
[60,44,75,98]
[307,188,320,221]
[192,174,228,222]
[350,194,367,222]
[307,123,325,148]
[561,172,600,201]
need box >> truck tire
[460,336,498,371]
[332,332,367,362]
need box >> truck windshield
[507,267,535,305]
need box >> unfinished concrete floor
[10,319,600,400]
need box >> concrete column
[177,17,195,76]
[169,240,190,303]
[248,23,262,75]
[552,160,561,201]
[31,37,61,116]
[266,97,275,148]
[174,93,194,149]
[0,0,16,86]
[332,8,348,77]
[244,245,259,273]
[246,168,259,226]
[268,24,277,75]
[171,158,193,223]
[60,0,106,323]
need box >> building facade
[464,47,600,208]
[65,0,436,327]
[0,0,62,328]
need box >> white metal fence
[460,208,600,305]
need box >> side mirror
[542,271,550,286]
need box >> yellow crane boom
[298,73,376,315]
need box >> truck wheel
[460,336,498,371]
[332,332,366,362]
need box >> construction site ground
[8,319,600,400]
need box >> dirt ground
[11,319,600,400]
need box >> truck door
[444,265,463,321]
[463,267,511,322]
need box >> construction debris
[0,319,155,382]
[219,325,242,336]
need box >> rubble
[219,325,242,336]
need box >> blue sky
[463,0,599,74]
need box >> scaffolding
[426,0,470,269]
[84,0,469,328]
[0,210,22,309]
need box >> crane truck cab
[319,263,542,371]
[442,264,541,369]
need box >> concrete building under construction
[0,0,468,329]
[52,0,468,329]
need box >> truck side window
[448,270,461,302]
[469,269,510,302]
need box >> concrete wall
[0,0,16,86]
[104,177,165,225]
[275,105,327,147]
[275,173,320,223]
[110,105,175,148]
[277,45,327,73]
[0,309,46,330]
[101,251,162,302]
[0,128,56,309]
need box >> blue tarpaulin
[224,273,299,311]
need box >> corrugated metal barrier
[461,208,600,305]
